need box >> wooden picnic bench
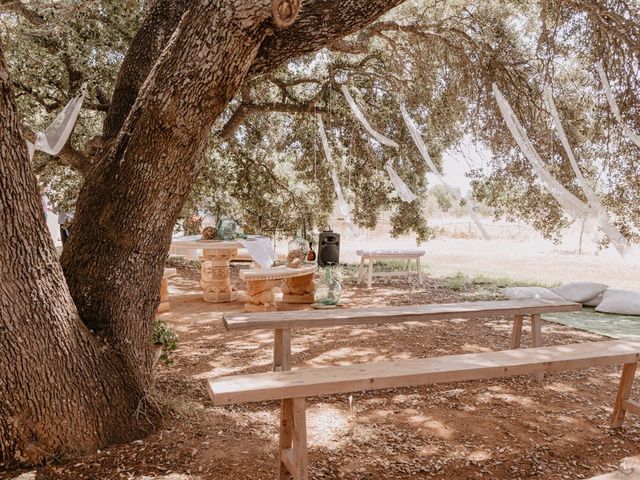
[223,299,582,372]
[208,339,640,480]
[356,248,425,288]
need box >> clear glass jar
[287,231,308,264]
[315,267,342,305]
[215,218,246,240]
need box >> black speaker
[318,230,340,266]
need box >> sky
[427,137,492,196]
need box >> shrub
[153,319,179,365]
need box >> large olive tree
[0,0,406,467]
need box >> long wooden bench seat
[223,299,582,371]
[209,340,640,480]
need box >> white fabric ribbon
[26,84,87,160]
[385,160,417,202]
[341,84,399,148]
[492,84,591,219]
[341,84,418,203]
[400,103,492,240]
[239,236,276,268]
[596,62,640,149]
[317,115,360,236]
[543,86,629,257]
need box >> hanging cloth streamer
[400,103,492,240]
[317,115,360,236]
[341,84,399,148]
[26,83,88,160]
[492,84,591,220]
[543,86,629,257]
[596,62,640,149]
[385,160,417,202]
[341,85,417,203]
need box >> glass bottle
[306,241,316,262]
[287,229,309,264]
[314,266,342,305]
[215,218,246,240]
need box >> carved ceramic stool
[200,246,238,303]
[281,272,315,304]
[245,279,278,312]
[157,268,177,313]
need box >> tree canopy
[1,0,639,469]
[4,0,639,244]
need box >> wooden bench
[223,299,582,372]
[209,340,640,480]
[356,249,425,288]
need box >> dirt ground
[3,262,639,480]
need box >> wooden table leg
[611,362,638,428]
[357,256,365,285]
[274,328,292,372]
[531,314,542,347]
[367,257,374,289]
[511,314,523,349]
[157,277,170,313]
[278,398,308,480]
[530,314,543,381]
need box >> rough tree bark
[0,41,144,466]
[61,0,286,400]
[1,0,405,468]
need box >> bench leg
[416,257,423,285]
[157,277,170,313]
[274,328,292,372]
[356,257,365,285]
[511,315,523,349]
[530,314,544,381]
[278,398,308,480]
[367,258,373,289]
[611,363,638,429]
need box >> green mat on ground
[542,308,640,339]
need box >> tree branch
[102,0,192,141]
[104,0,406,143]
[220,100,328,139]
[0,0,45,25]
[247,0,407,78]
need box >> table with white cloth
[170,236,275,303]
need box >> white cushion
[582,293,603,307]
[551,281,609,303]
[595,289,640,316]
[503,287,565,302]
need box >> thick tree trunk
[2,0,405,468]
[61,0,281,401]
[0,43,145,468]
